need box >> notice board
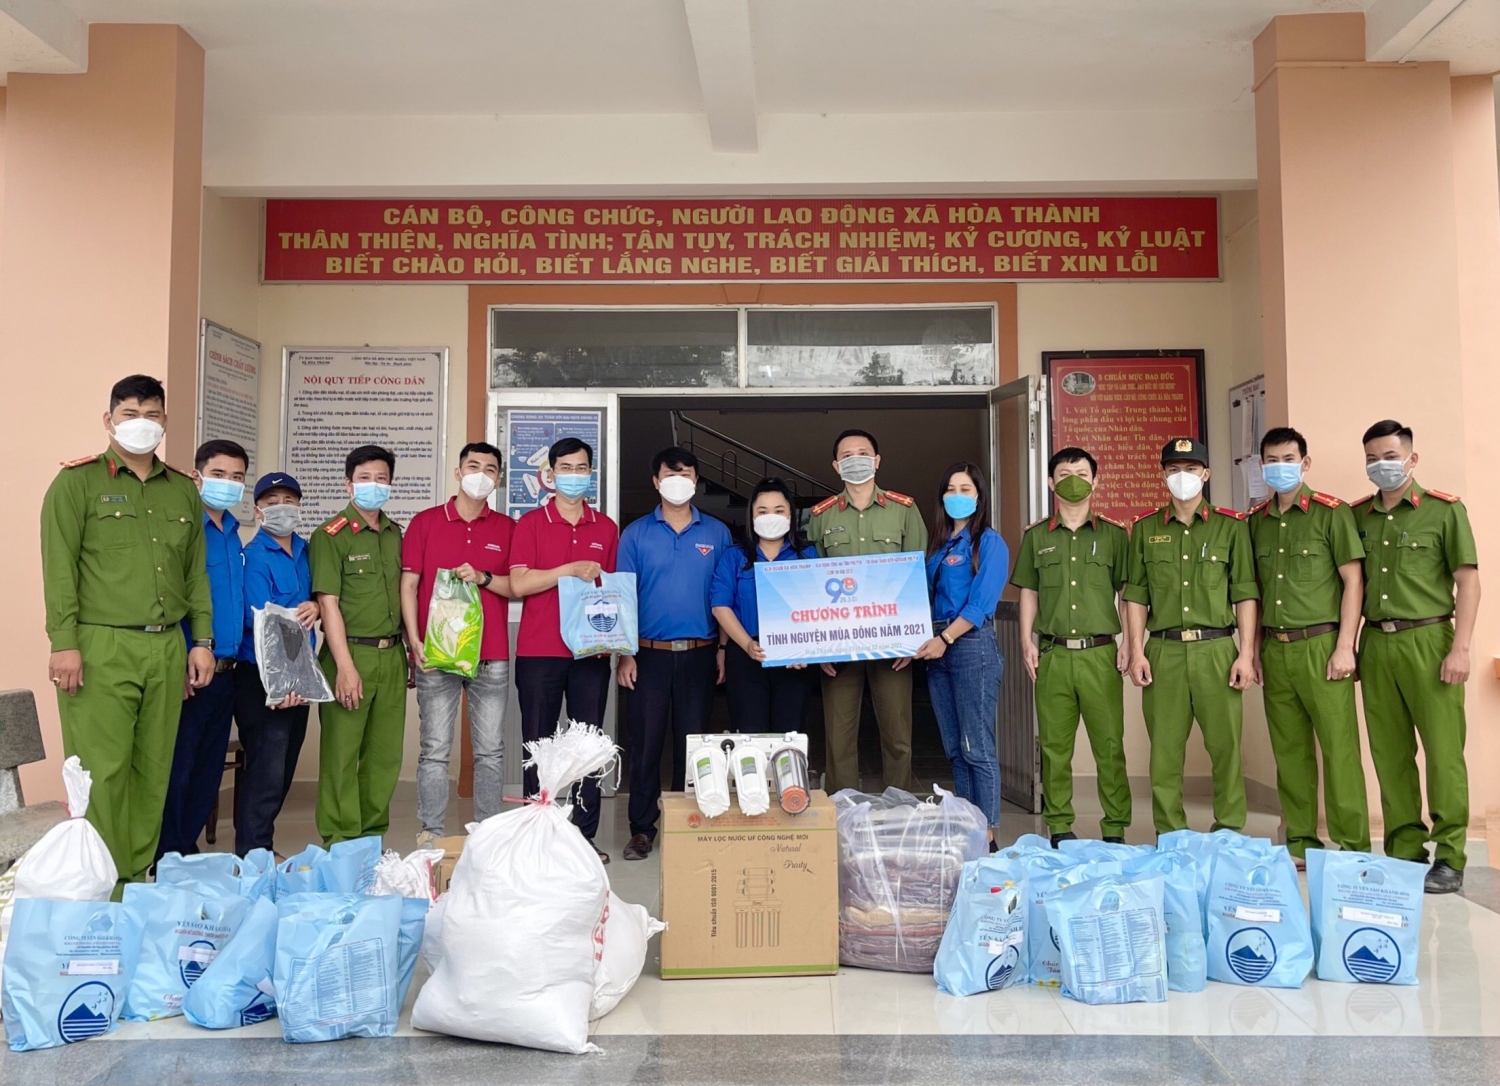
[281,347,447,527]
[499,408,603,521]
[1043,352,1207,522]
[197,321,261,523]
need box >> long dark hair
[740,477,807,562]
[927,461,991,573]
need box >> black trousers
[723,640,811,735]
[157,666,237,859]
[515,654,612,840]
[626,644,719,839]
[232,664,310,856]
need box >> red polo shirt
[402,497,515,661]
[509,501,619,658]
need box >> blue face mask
[351,482,391,511]
[553,472,592,499]
[200,478,244,511]
[1261,462,1303,494]
[943,493,978,520]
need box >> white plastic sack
[419,894,447,974]
[370,848,445,902]
[412,721,617,1054]
[591,892,665,1020]
[13,757,116,902]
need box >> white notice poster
[282,348,447,527]
[198,321,261,522]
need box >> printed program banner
[754,552,933,666]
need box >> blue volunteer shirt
[239,528,314,662]
[192,509,245,659]
[926,526,1009,627]
[710,540,817,639]
[618,505,733,641]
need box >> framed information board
[1042,351,1207,522]
[197,321,261,522]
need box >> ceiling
[24,0,1497,124]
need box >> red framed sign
[1043,351,1208,523]
[262,196,1220,284]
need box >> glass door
[488,390,621,795]
[989,375,1046,813]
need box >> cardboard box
[659,790,839,979]
[433,835,467,895]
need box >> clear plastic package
[253,604,333,705]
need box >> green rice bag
[424,569,483,676]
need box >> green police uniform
[1124,501,1258,834]
[1248,486,1370,856]
[809,485,929,793]
[40,451,212,891]
[1010,512,1132,837]
[1354,482,1478,869]
[309,505,407,845]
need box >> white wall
[1015,198,1274,793]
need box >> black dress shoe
[591,843,611,865]
[623,833,653,861]
[1425,859,1463,894]
[1050,831,1078,848]
[1102,836,1126,845]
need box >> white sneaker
[416,830,441,850]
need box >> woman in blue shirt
[711,478,818,733]
[915,462,1009,833]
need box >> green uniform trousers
[1260,632,1370,856]
[820,659,914,794]
[1359,622,1468,868]
[1036,643,1131,836]
[316,642,408,845]
[1143,636,1246,835]
[57,625,186,896]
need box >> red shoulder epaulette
[1352,494,1376,507]
[166,463,196,480]
[323,516,349,535]
[1133,507,1160,523]
[1025,516,1048,531]
[1248,499,1271,516]
[884,490,915,507]
[810,495,839,516]
[59,455,96,469]
[1215,506,1247,520]
[1426,489,1461,503]
[1311,492,1343,508]
[1097,513,1128,530]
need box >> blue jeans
[928,623,1004,827]
[414,660,509,836]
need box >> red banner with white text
[262,197,1219,284]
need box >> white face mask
[753,513,791,541]
[658,475,697,506]
[259,503,301,537]
[112,417,164,455]
[1167,470,1204,502]
[460,472,496,501]
[836,455,877,485]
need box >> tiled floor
[6,783,1500,1084]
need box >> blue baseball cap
[253,472,302,500]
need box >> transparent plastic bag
[424,569,483,677]
[831,786,988,972]
[253,604,333,705]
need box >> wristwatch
[940,629,956,646]
[192,638,214,650]
[480,570,494,588]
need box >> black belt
[214,658,238,673]
[1264,622,1339,643]
[1039,634,1115,652]
[1150,625,1235,643]
[639,637,717,652]
[1369,614,1452,635]
[348,635,401,649]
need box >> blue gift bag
[394,896,429,1008]
[1008,833,1054,852]
[1045,874,1168,1005]
[1027,858,1121,985]
[3,899,145,1051]
[318,837,382,894]
[933,861,1027,996]
[275,893,401,1042]
[121,882,251,1021]
[182,896,280,1029]
[1122,850,1207,992]
[1205,845,1313,988]
[157,850,274,903]
[1057,839,1154,863]
[277,845,328,898]
[558,572,638,658]
[1306,850,1425,985]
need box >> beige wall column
[0,25,205,801]
[1255,12,1499,855]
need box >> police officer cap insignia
[1160,437,1209,467]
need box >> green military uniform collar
[101,449,168,481]
[331,502,398,534]
[1362,480,1427,511]
[1262,484,1316,518]
[1046,511,1104,532]
[832,485,899,512]
[1156,499,1214,525]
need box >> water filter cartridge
[771,746,810,814]
[689,741,731,818]
[730,741,771,816]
